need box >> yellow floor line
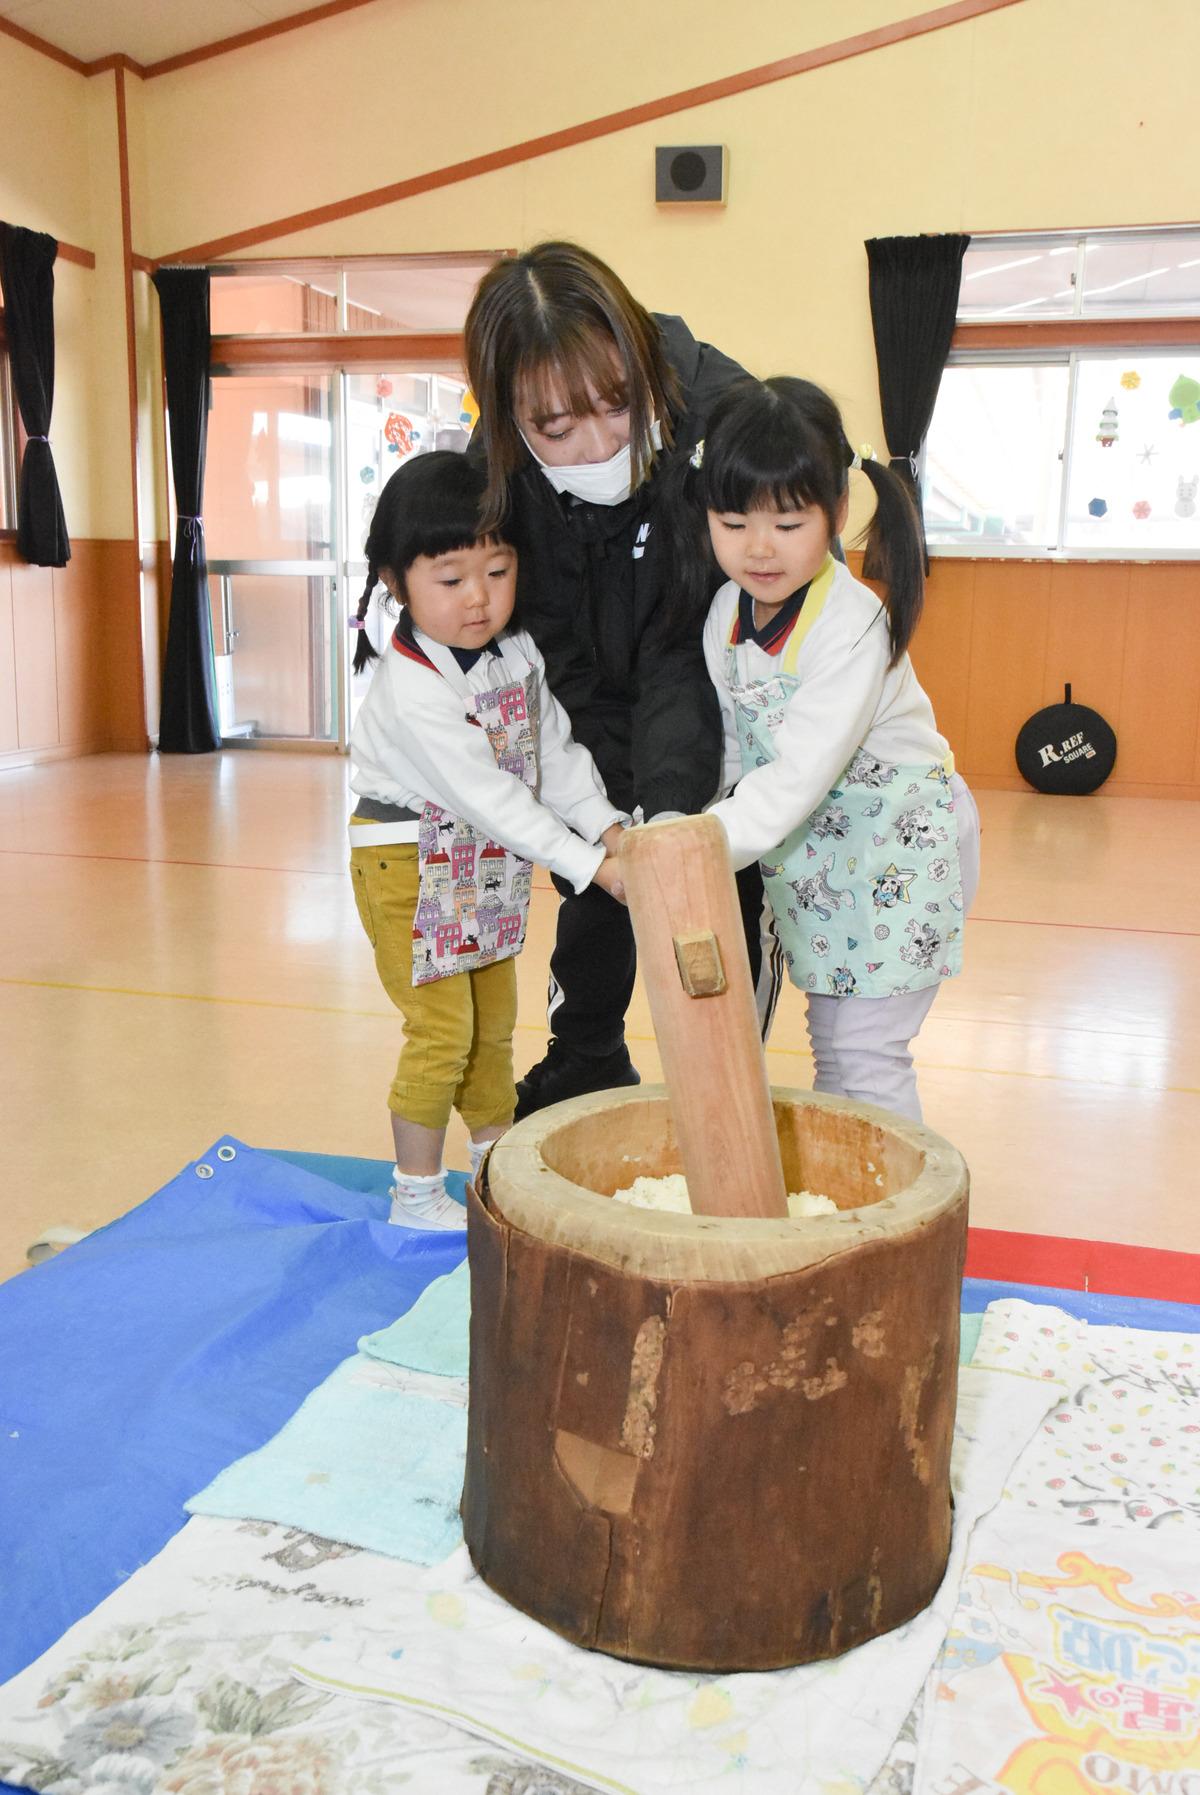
[4,977,1196,1096]
[0,975,390,1022]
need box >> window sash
[925,345,1200,561]
[208,254,500,340]
[959,227,1200,322]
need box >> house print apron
[726,561,965,1000]
[411,644,539,987]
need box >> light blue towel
[186,1263,472,1564]
[359,1258,470,1377]
[185,1351,467,1565]
[188,1257,976,1567]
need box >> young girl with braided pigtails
[672,377,980,1123]
[348,452,628,1229]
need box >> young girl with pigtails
[348,452,627,1229]
[674,376,981,1124]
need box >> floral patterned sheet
[282,1363,1054,1795]
[0,1306,1070,1795]
[911,1301,1200,1792]
[0,1357,1052,1795]
[0,1516,600,1795]
[867,1298,1200,1795]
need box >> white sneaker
[388,1185,467,1231]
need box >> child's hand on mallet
[592,856,627,905]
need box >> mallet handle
[619,815,789,1218]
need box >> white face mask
[523,420,663,507]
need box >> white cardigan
[350,621,624,895]
[703,562,950,872]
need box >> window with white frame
[923,229,1200,557]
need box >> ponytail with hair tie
[855,447,925,665]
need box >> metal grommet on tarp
[195,1163,214,1180]
[217,1145,237,1162]
[1015,684,1117,795]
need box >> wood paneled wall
[4,541,1198,796]
[0,538,148,767]
[854,555,1200,800]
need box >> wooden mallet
[619,814,789,1218]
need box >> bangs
[517,322,629,428]
[703,405,838,518]
[367,450,517,582]
[407,519,516,564]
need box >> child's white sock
[388,1167,465,1231]
[468,1138,493,1188]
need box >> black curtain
[153,266,220,753]
[0,223,70,567]
[864,232,969,567]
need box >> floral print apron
[411,651,539,987]
[726,580,965,1000]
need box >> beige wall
[3,0,1200,766]
[0,39,146,760]
[0,37,92,243]
[8,0,1200,545]
[127,0,1200,542]
[0,41,134,541]
[132,0,907,257]
[83,71,137,541]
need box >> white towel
[290,1361,1058,1795]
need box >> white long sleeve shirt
[350,621,625,894]
[704,563,950,871]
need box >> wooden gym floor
[1,752,1197,1285]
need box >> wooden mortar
[462,1085,968,1671]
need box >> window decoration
[1064,353,1200,551]
[924,226,1200,558]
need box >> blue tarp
[960,1274,1200,1333]
[2,1139,1196,1709]
[0,1140,465,1688]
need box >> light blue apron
[726,559,965,999]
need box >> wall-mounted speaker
[655,145,728,205]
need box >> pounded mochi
[611,1174,837,1217]
[612,1174,692,1213]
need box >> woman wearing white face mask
[465,240,782,1118]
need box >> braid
[352,562,381,674]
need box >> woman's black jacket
[490,314,747,819]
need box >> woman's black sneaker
[514,1041,640,1121]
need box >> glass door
[343,364,473,731]
[206,372,340,744]
[202,358,473,746]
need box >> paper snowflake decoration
[1132,499,1151,519]
[1137,444,1158,465]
